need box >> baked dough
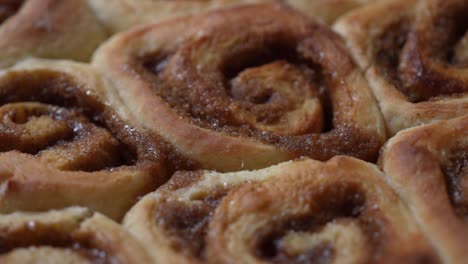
[88,0,375,33]
[124,157,438,263]
[381,115,468,264]
[0,207,152,263]
[0,0,107,68]
[0,59,167,220]
[93,3,386,172]
[334,0,468,135]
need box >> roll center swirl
[375,0,468,102]
[0,70,140,172]
[254,183,372,264]
[142,23,345,137]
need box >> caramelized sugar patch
[137,45,352,157]
[154,188,228,260]
[137,35,330,137]
[256,217,336,264]
[0,221,109,263]
[255,183,379,264]
[161,171,203,192]
[221,42,325,127]
[0,70,143,171]
[442,147,468,219]
[374,3,468,103]
[155,200,212,259]
[133,16,381,162]
[426,3,468,66]
[0,0,24,24]
[374,21,409,94]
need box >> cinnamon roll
[124,156,439,263]
[334,0,468,135]
[0,207,152,263]
[0,0,108,68]
[286,0,374,24]
[93,4,386,172]
[87,0,374,33]
[380,116,468,264]
[87,0,271,33]
[0,59,167,220]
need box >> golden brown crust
[286,0,373,24]
[380,116,468,264]
[334,0,468,136]
[0,207,153,263]
[0,0,107,68]
[88,0,274,33]
[124,156,439,264]
[0,59,167,220]
[0,1,463,261]
[123,162,290,264]
[87,0,375,33]
[93,4,386,172]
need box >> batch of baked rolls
[0,0,466,263]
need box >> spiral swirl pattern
[381,116,468,264]
[335,0,468,135]
[124,157,438,264]
[0,207,152,263]
[93,3,386,171]
[0,59,167,220]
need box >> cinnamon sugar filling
[0,0,24,24]
[139,38,329,135]
[154,188,228,260]
[0,222,109,263]
[135,23,380,162]
[0,70,160,171]
[374,2,468,102]
[254,183,381,264]
[442,147,468,219]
